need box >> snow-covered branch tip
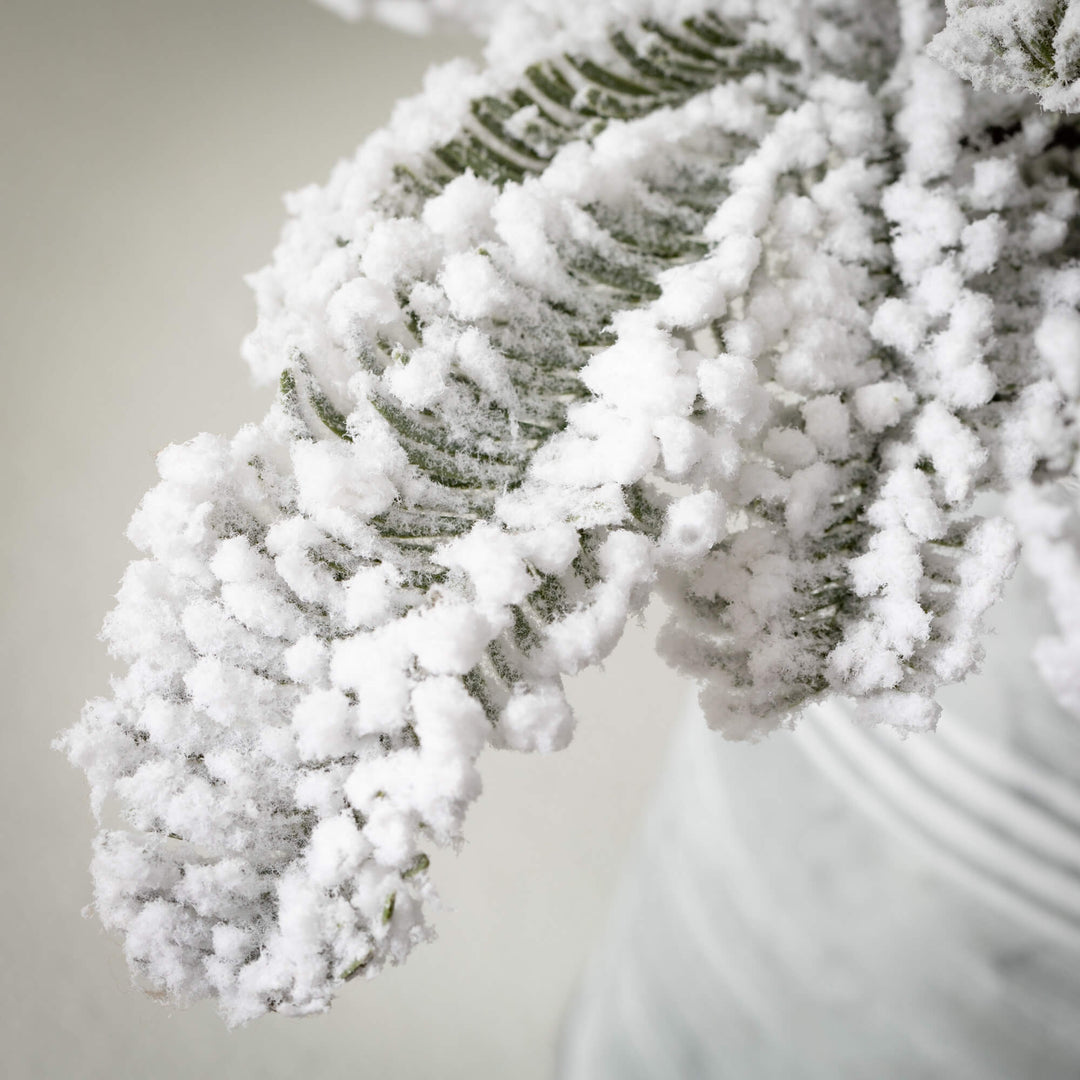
[59,0,1080,1024]
[928,0,1080,110]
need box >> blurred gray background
[0,2,686,1077]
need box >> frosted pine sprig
[928,0,1080,110]
[59,0,1080,1024]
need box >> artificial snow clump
[311,0,495,34]
[60,0,1080,1024]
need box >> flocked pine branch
[58,0,1080,1024]
[928,0,1080,110]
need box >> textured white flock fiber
[60,0,1080,1023]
